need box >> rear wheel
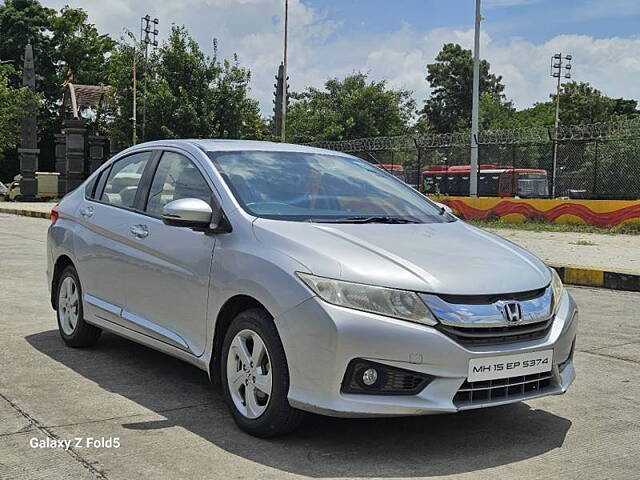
[221,308,303,437]
[56,265,101,347]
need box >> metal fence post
[593,139,599,198]
[547,127,556,198]
[414,138,422,193]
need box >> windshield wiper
[308,216,420,224]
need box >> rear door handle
[79,206,94,218]
[129,224,149,239]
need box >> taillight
[51,205,59,224]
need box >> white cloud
[484,0,545,7]
[45,0,640,116]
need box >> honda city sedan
[47,140,577,437]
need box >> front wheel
[56,265,101,347]
[220,308,303,437]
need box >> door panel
[74,151,152,324]
[119,151,216,356]
[117,214,215,355]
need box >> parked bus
[421,165,549,198]
[374,163,405,181]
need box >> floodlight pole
[470,0,481,197]
[550,52,572,198]
[552,63,561,197]
[141,15,159,142]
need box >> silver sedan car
[47,140,577,437]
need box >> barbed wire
[305,135,415,153]
[477,127,549,145]
[306,131,471,151]
[415,131,469,148]
[555,118,640,141]
[304,118,640,152]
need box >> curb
[0,207,50,219]
[1,207,638,293]
[550,265,640,293]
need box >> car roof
[134,139,350,157]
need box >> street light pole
[470,0,481,197]
[126,32,137,145]
[550,53,572,198]
[281,0,289,142]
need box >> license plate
[468,349,553,382]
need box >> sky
[38,0,640,115]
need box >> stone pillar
[54,133,67,194]
[63,118,88,194]
[87,135,109,174]
[18,43,39,199]
[109,137,120,159]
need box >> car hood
[252,218,551,295]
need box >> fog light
[362,368,378,386]
[341,359,432,395]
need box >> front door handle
[129,224,149,239]
[79,206,94,218]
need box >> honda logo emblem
[501,301,523,323]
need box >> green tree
[423,43,506,133]
[0,65,41,181]
[0,0,114,104]
[512,102,555,128]
[0,66,41,154]
[108,26,264,148]
[479,92,515,130]
[554,81,638,125]
[286,72,415,143]
[0,0,56,88]
[50,6,115,85]
[0,0,114,178]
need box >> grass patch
[467,218,640,235]
[569,240,598,246]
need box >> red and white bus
[421,165,549,198]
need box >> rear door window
[86,166,110,200]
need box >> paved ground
[1,213,639,480]
[0,201,56,213]
[485,227,640,274]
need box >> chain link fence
[306,119,640,200]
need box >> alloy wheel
[58,276,79,335]
[226,328,273,419]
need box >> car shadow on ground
[26,329,572,478]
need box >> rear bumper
[275,290,577,417]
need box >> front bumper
[275,290,577,417]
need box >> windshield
[518,173,549,197]
[208,151,450,223]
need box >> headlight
[296,272,437,326]
[550,267,565,314]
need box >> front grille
[454,372,553,406]
[437,318,553,345]
[438,287,546,305]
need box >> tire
[220,308,304,437]
[56,265,101,347]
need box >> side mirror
[433,201,453,215]
[162,198,213,228]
